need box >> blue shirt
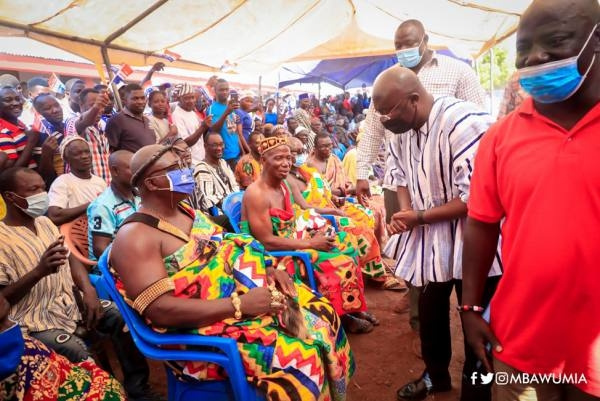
[208,102,240,160]
[87,186,140,261]
[235,109,253,141]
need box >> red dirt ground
[111,277,466,401]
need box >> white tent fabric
[0,0,533,74]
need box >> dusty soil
[111,276,466,401]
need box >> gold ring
[270,301,283,309]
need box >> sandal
[382,275,408,292]
[354,311,380,326]
[342,315,374,334]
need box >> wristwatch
[416,210,427,226]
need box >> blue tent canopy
[279,50,471,90]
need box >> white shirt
[172,105,204,164]
[48,172,107,209]
[357,52,486,182]
[383,97,502,286]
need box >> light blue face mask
[0,323,25,380]
[518,24,598,104]
[147,168,196,195]
[396,37,424,68]
[294,153,308,167]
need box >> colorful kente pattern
[112,208,354,401]
[297,165,386,279]
[241,182,367,317]
[0,336,125,401]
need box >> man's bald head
[372,66,424,107]
[372,66,433,134]
[109,150,133,188]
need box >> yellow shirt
[0,216,81,334]
[342,147,357,186]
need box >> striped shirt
[193,159,239,213]
[357,52,486,182]
[0,217,81,334]
[65,116,111,184]
[383,97,502,286]
[0,118,36,169]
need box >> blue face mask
[147,168,196,195]
[294,153,308,167]
[518,24,598,104]
[0,323,25,380]
[396,37,424,68]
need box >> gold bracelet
[132,277,175,315]
[230,292,242,320]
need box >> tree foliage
[477,47,514,90]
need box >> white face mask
[11,191,49,218]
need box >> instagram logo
[471,372,494,385]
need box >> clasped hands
[387,209,419,235]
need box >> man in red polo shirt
[461,0,600,400]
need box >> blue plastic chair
[97,246,265,401]
[221,191,245,234]
[221,191,324,291]
[89,273,111,300]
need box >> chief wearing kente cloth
[286,137,404,292]
[242,136,377,334]
[110,143,354,401]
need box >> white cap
[239,90,256,100]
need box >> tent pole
[318,82,321,100]
[258,75,262,98]
[101,46,123,111]
[489,47,494,115]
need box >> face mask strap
[577,23,599,59]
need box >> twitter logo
[471,372,494,385]
[480,372,494,384]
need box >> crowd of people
[0,0,599,400]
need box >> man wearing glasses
[372,66,502,401]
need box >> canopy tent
[0,0,532,76]
[278,49,470,89]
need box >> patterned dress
[241,183,367,317]
[112,207,354,401]
[297,165,387,279]
[0,336,125,401]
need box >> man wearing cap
[236,90,257,142]
[47,136,106,226]
[171,82,212,165]
[293,93,316,152]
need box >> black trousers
[418,276,501,401]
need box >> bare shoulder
[111,222,160,265]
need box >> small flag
[142,81,154,97]
[110,64,133,85]
[48,73,66,95]
[156,49,181,62]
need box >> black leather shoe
[396,376,451,400]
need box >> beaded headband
[259,136,289,155]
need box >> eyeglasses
[379,99,407,123]
[206,143,225,149]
